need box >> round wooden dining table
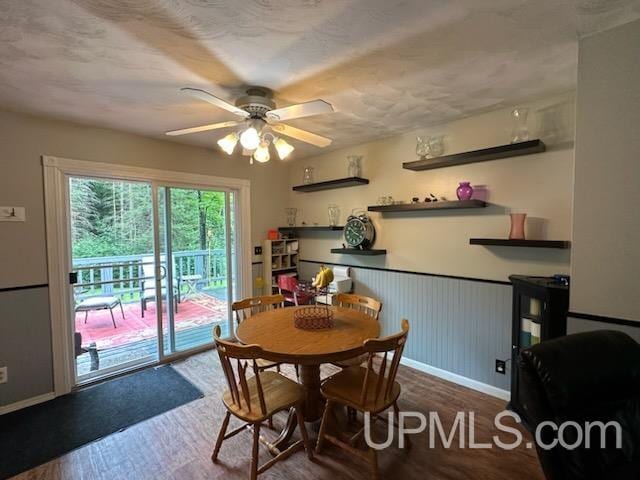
[236,305,379,448]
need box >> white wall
[571,19,640,321]
[0,108,288,289]
[287,93,575,282]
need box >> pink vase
[509,213,527,240]
[456,181,473,201]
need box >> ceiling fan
[166,87,335,163]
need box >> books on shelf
[520,318,541,348]
[531,321,541,345]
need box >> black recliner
[516,330,640,480]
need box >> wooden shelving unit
[470,238,571,249]
[262,238,300,295]
[368,199,486,213]
[403,139,545,172]
[330,248,387,256]
[278,226,344,234]
[292,177,369,192]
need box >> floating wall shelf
[402,139,545,172]
[330,248,387,256]
[292,177,369,192]
[469,239,571,249]
[368,199,486,213]
[278,226,344,234]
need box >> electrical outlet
[0,366,7,384]
[495,359,506,375]
[254,246,262,255]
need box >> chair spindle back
[232,294,285,326]
[359,319,409,406]
[213,325,268,416]
[336,293,382,320]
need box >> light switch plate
[0,367,7,384]
[0,206,26,222]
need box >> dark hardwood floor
[15,351,544,479]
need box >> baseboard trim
[0,392,55,415]
[400,357,510,401]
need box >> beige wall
[571,19,640,321]
[0,108,288,290]
[287,94,575,282]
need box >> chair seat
[321,366,401,413]
[76,296,120,310]
[256,358,280,370]
[223,371,305,422]
[142,286,178,300]
[334,353,368,368]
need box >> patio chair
[75,295,124,328]
[139,256,181,318]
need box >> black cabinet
[509,275,569,416]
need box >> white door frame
[42,155,252,396]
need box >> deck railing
[73,249,228,301]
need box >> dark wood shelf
[292,177,369,192]
[403,139,545,172]
[470,238,571,249]
[272,266,299,273]
[368,199,486,213]
[278,226,344,233]
[330,248,387,256]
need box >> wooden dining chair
[316,319,411,480]
[333,293,383,369]
[232,295,285,373]
[212,326,313,480]
[335,293,382,320]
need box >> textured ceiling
[0,0,639,159]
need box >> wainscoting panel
[299,261,512,391]
[0,286,53,407]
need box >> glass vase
[456,182,473,201]
[416,135,430,159]
[428,135,445,157]
[511,108,530,143]
[509,213,527,240]
[302,167,314,185]
[285,208,298,227]
[327,204,340,226]
[347,155,362,177]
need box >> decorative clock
[344,213,376,249]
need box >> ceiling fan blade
[271,123,332,148]
[181,87,249,118]
[165,120,241,136]
[266,99,334,121]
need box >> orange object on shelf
[267,229,279,240]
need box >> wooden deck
[76,322,231,377]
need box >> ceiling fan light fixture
[240,126,261,150]
[274,137,294,160]
[217,132,239,155]
[253,139,271,163]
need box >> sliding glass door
[157,186,236,356]
[69,177,159,381]
[69,177,238,385]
